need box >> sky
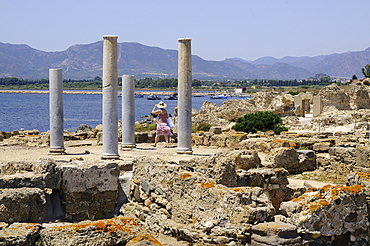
[1,0,370,61]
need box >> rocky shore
[2,83,370,245]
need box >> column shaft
[121,75,136,150]
[49,68,65,154]
[177,38,193,154]
[102,35,120,159]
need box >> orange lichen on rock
[179,173,192,181]
[307,200,330,213]
[51,217,139,234]
[291,184,365,215]
[229,187,244,192]
[200,181,215,188]
[356,172,370,181]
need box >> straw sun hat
[156,101,167,108]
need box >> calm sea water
[0,90,244,133]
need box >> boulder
[265,147,300,173]
[251,221,302,245]
[39,217,143,246]
[60,162,120,221]
[297,150,316,172]
[0,223,41,245]
[280,184,368,245]
[0,188,46,223]
[318,83,351,110]
[237,168,289,210]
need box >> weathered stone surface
[171,171,275,225]
[265,147,300,173]
[0,188,46,223]
[349,85,370,110]
[39,217,143,246]
[251,221,302,245]
[181,151,259,187]
[297,150,316,172]
[126,233,164,246]
[237,168,289,210]
[239,138,273,153]
[60,162,120,221]
[280,184,368,245]
[127,157,275,244]
[356,146,370,168]
[313,142,331,152]
[318,83,351,110]
[0,158,62,189]
[0,223,41,245]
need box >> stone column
[102,35,120,159]
[121,75,136,150]
[176,38,193,154]
[49,68,65,154]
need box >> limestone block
[135,132,149,143]
[230,150,260,170]
[202,132,214,146]
[237,168,289,210]
[312,142,331,152]
[280,184,368,244]
[265,148,299,173]
[297,150,316,172]
[181,152,238,187]
[0,223,41,245]
[209,126,222,134]
[191,132,204,146]
[130,156,275,242]
[209,134,227,147]
[126,233,164,246]
[171,171,275,226]
[0,188,46,223]
[251,221,302,245]
[39,217,143,246]
[356,146,370,168]
[225,132,248,148]
[0,159,62,189]
[60,162,120,221]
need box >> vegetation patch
[232,111,288,135]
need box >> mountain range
[1,41,369,80]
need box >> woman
[151,101,172,147]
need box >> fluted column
[176,38,193,154]
[121,75,136,150]
[102,35,120,159]
[49,68,65,154]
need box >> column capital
[178,38,192,42]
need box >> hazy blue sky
[1,0,369,61]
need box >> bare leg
[153,135,159,147]
[164,135,169,147]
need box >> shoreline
[0,90,207,96]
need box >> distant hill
[0,41,369,80]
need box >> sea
[0,90,248,133]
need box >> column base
[176,148,193,155]
[101,154,120,160]
[121,143,136,151]
[48,148,66,155]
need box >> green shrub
[192,123,212,133]
[232,111,288,135]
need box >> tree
[94,76,102,81]
[362,64,370,78]
[232,111,288,135]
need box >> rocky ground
[2,83,370,245]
